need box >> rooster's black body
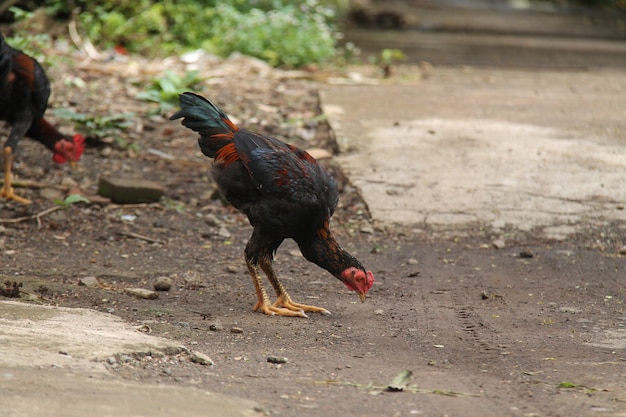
[0,34,84,204]
[171,92,374,317]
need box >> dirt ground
[1,51,625,417]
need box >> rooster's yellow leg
[246,259,307,317]
[1,147,32,205]
[259,258,331,316]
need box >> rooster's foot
[253,301,308,318]
[273,294,331,316]
[0,186,32,204]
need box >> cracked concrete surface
[321,68,626,238]
[0,301,260,417]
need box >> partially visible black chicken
[0,34,85,204]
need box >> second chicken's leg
[1,147,31,204]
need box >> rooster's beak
[359,292,367,303]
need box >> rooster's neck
[27,118,65,151]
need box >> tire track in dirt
[417,281,542,417]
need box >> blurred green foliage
[36,0,344,68]
[135,70,205,115]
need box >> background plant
[30,0,345,68]
[135,70,205,115]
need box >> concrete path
[321,67,626,238]
[0,301,259,417]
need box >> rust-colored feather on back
[12,52,36,90]
[215,142,240,166]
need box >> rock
[216,226,231,239]
[40,187,64,201]
[61,177,78,187]
[124,288,159,300]
[153,276,173,291]
[78,276,99,288]
[360,224,375,234]
[230,327,244,334]
[226,265,238,274]
[267,356,288,364]
[190,351,214,366]
[204,214,223,227]
[97,176,165,204]
[407,258,419,265]
[306,148,332,160]
[209,320,223,331]
[492,239,506,250]
[619,246,626,255]
[520,250,534,258]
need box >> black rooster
[0,34,85,204]
[171,92,374,317]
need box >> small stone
[153,276,173,291]
[78,276,99,288]
[267,356,288,364]
[204,214,223,227]
[230,327,244,334]
[226,265,239,273]
[217,226,231,239]
[492,239,506,250]
[97,176,165,204]
[619,246,626,255]
[360,224,375,234]
[190,351,214,366]
[306,148,332,160]
[39,187,64,202]
[407,258,418,265]
[61,177,78,187]
[124,288,159,300]
[209,320,223,331]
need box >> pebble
[492,239,506,250]
[204,214,222,227]
[407,258,419,265]
[39,187,64,202]
[230,327,244,334]
[519,250,534,258]
[190,351,214,366]
[153,276,173,291]
[124,288,159,300]
[360,225,375,234]
[209,320,223,331]
[226,265,239,273]
[619,246,626,255]
[217,226,231,238]
[306,148,332,160]
[61,177,78,187]
[78,276,99,288]
[267,356,288,364]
